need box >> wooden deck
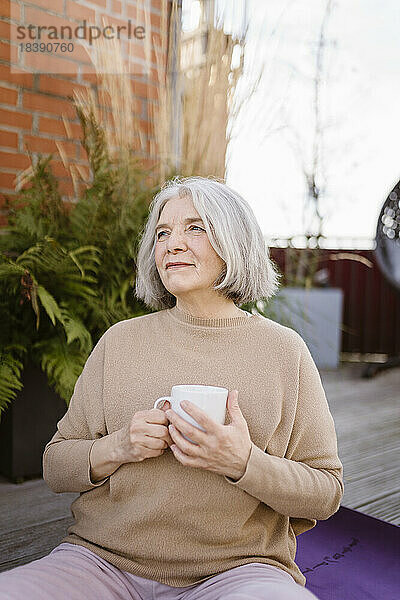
[1,362,399,573]
[321,362,399,524]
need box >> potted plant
[0,116,162,481]
[250,239,372,370]
[261,239,345,369]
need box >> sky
[183,0,400,249]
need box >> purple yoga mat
[295,506,400,600]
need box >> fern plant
[0,111,175,421]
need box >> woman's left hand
[165,390,252,480]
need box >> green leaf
[0,260,27,280]
[36,285,62,326]
[0,349,26,420]
[58,303,92,353]
[32,336,88,405]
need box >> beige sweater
[42,304,344,587]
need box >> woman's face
[154,195,226,299]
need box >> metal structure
[363,180,400,377]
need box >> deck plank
[320,363,400,524]
[0,516,74,572]
[0,478,77,535]
[0,362,399,573]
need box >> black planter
[0,364,67,483]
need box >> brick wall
[0,0,168,227]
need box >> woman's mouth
[166,264,194,270]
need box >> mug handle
[154,396,171,410]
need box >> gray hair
[134,175,282,310]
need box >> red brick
[112,0,121,14]
[39,115,82,138]
[9,1,20,20]
[0,108,32,129]
[0,150,30,169]
[78,145,88,161]
[125,60,154,78]
[23,91,78,119]
[122,39,158,67]
[98,13,129,30]
[125,6,148,24]
[23,134,77,159]
[80,65,98,83]
[150,11,160,30]
[0,41,11,61]
[58,162,90,183]
[58,179,76,196]
[131,79,157,100]
[24,52,82,78]
[0,63,34,88]
[66,1,96,24]
[50,160,70,178]
[38,74,89,98]
[125,5,161,31]
[27,0,63,13]
[0,171,18,189]
[133,96,143,115]
[0,0,11,18]
[39,115,68,137]
[25,7,72,31]
[73,163,90,180]
[0,129,18,148]
[137,118,152,136]
[0,86,18,106]
[80,72,97,83]
[151,31,164,49]
[0,20,10,39]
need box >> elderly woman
[0,176,343,600]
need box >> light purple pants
[0,542,320,600]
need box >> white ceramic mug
[153,385,228,444]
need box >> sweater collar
[166,304,254,328]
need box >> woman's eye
[156,226,204,239]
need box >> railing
[269,247,400,359]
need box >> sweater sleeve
[224,338,344,520]
[42,333,109,493]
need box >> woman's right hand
[113,401,173,464]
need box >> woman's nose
[166,229,188,250]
